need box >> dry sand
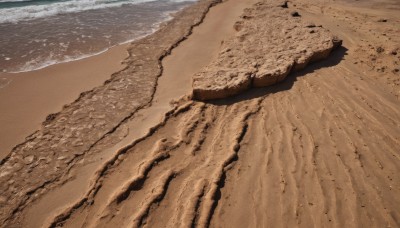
[0,0,399,227]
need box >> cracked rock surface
[192,1,342,100]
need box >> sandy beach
[0,0,399,227]
[0,44,129,160]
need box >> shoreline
[3,45,119,74]
[0,0,196,74]
[0,0,229,225]
[0,1,194,160]
[0,43,129,159]
[21,2,257,225]
[1,7,175,75]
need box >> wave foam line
[0,0,196,23]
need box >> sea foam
[0,0,196,23]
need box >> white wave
[0,0,31,3]
[5,19,164,73]
[0,0,196,23]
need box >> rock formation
[192,2,342,100]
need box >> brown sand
[0,0,399,227]
[0,44,128,160]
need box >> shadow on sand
[206,46,348,106]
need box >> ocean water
[0,0,196,72]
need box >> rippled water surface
[0,0,195,72]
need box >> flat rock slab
[192,1,342,100]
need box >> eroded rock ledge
[192,1,342,100]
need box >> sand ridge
[0,0,222,226]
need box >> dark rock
[306,23,316,28]
[241,15,253,20]
[280,1,288,8]
[377,19,387,22]
[332,36,343,48]
[291,11,301,17]
[376,47,385,53]
[44,113,58,125]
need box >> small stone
[376,47,384,53]
[12,163,23,171]
[117,154,125,161]
[377,19,387,22]
[23,155,35,165]
[223,48,231,53]
[305,23,316,28]
[291,11,301,17]
[57,156,66,160]
[332,36,342,47]
[280,1,288,8]
[38,156,52,164]
[57,117,67,123]
[44,113,58,124]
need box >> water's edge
[0,0,196,73]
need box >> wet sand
[0,0,399,227]
[0,44,128,160]
[11,0,256,227]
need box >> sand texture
[0,44,129,159]
[0,0,399,227]
[0,0,221,225]
[192,1,342,100]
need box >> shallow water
[0,0,195,72]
